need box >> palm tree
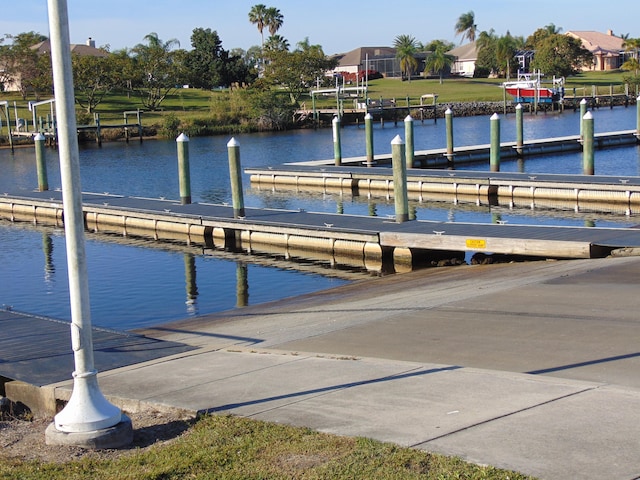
[265,7,284,36]
[248,4,268,48]
[424,45,455,84]
[496,33,517,80]
[264,34,289,52]
[455,11,477,44]
[393,34,418,81]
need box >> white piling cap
[176,132,189,142]
[404,114,413,122]
[391,134,404,145]
[34,132,46,141]
[583,111,593,120]
[227,137,239,147]
[445,108,453,115]
[515,103,522,110]
[490,113,500,120]
[365,113,373,120]
[580,98,588,104]
[332,115,340,124]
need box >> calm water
[1,105,639,331]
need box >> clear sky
[2,0,638,55]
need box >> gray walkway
[45,256,640,479]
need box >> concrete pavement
[46,256,640,479]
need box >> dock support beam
[176,133,192,204]
[583,111,594,175]
[404,115,414,169]
[34,133,49,191]
[490,113,501,172]
[227,137,245,218]
[391,135,409,223]
[332,115,342,166]
[636,95,640,139]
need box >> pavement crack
[409,385,598,448]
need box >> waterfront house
[565,30,626,70]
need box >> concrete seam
[409,385,599,448]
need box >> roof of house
[565,31,625,54]
[447,42,477,61]
[31,40,109,58]
[334,47,397,67]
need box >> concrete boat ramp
[3,189,640,273]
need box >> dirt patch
[0,408,195,464]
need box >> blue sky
[2,1,639,55]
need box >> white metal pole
[46,0,122,433]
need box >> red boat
[503,71,564,104]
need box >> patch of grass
[0,415,535,479]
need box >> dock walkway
[2,190,640,271]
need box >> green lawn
[0,415,536,479]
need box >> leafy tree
[393,34,418,81]
[424,44,455,84]
[530,34,592,77]
[455,11,477,44]
[109,48,137,97]
[622,37,640,75]
[525,24,562,49]
[72,52,117,112]
[185,27,251,89]
[131,32,185,110]
[0,31,48,99]
[262,39,337,104]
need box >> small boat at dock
[503,71,564,104]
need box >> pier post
[332,115,342,166]
[404,114,414,169]
[391,135,409,223]
[44,0,131,449]
[34,132,49,191]
[490,113,501,172]
[445,108,455,168]
[365,112,374,166]
[176,133,192,205]
[94,113,101,146]
[227,137,246,218]
[636,95,640,138]
[580,99,588,139]
[582,111,594,175]
[515,103,523,156]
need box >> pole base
[45,414,133,449]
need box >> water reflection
[183,253,198,314]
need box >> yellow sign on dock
[466,238,487,249]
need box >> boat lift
[0,100,14,151]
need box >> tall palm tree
[455,11,477,44]
[265,7,284,36]
[248,4,268,48]
[264,34,289,52]
[424,45,455,84]
[393,34,418,81]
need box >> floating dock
[248,166,640,215]
[2,190,640,273]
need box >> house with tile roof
[565,30,626,70]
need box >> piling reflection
[42,232,55,282]
[236,262,248,308]
[183,253,198,314]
